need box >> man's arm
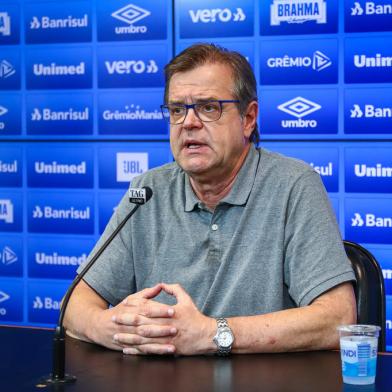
[114,282,356,355]
[63,279,178,354]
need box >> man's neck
[189,145,251,211]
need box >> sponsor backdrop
[0,0,391,350]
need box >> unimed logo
[270,0,327,25]
[278,96,321,128]
[116,152,148,182]
[354,53,392,68]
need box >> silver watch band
[215,318,233,356]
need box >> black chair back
[343,240,386,352]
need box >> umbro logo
[111,4,151,25]
[278,97,321,118]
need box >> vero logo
[189,7,246,23]
[111,4,150,25]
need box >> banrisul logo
[98,1,166,41]
[345,37,392,83]
[25,2,91,44]
[346,1,392,33]
[116,152,148,183]
[26,47,92,89]
[0,146,22,187]
[28,192,94,234]
[179,0,253,38]
[27,146,93,188]
[344,88,392,134]
[345,147,392,193]
[26,93,93,135]
[345,199,392,244]
[260,38,338,85]
[270,0,327,25]
[278,96,321,128]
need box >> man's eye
[170,107,185,115]
[201,103,219,113]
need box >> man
[64,44,356,356]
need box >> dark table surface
[1,325,391,392]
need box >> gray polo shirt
[79,146,354,318]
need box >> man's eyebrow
[168,97,219,104]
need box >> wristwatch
[213,318,234,356]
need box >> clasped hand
[102,283,215,356]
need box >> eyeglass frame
[160,100,240,124]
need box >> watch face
[219,330,233,348]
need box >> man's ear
[243,101,258,139]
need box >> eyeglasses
[160,100,240,125]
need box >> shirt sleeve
[283,170,355,306]
[76,191,136,306]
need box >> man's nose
[182,107,203,129]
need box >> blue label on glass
[97,45,166,88]
[26,47,92,89]
[0,93,21,135]
[28,281,69,324]
[26,145,94,188]
[345,37,392,84]
[98,91,167,135]
[178,0,254,38]
[98,143,172,189]
[0,279,23,322]
[345,198,392,244]
[24,1,92,43]
[260,38,338,85]
[260,89,338,134]
[345,147,392,193]
[344,88,392,135]
[0,191,22,232]
[0,145,22,187]
[98,192,125,234]
[260,0,338,35]
[0,236,23,277]
[345,0,392,32]
[97,0,167,41]
[0,4,20,44]
[269,146,339,192]
[27,236,95,279]
[27,191,94,234]
[26,92,93,135]
[0,48,21,90]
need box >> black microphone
[38,186,153,386]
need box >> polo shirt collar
[184,146,260,211]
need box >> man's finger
[123,284,163,304]
[160,283,191,303]
[123,344,176,355]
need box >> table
[1,326,391,391]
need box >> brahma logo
[351,2,392,16]
[0,60,15,78]
[267,50,331,71]
[0,200,13,223]
[105,60,158,75]
[270,0,327,25]
[0,246,18,265]
[116,152,148,182]
[189,7,246,23]
[354,53,392,68]
[0,12,11,36]
[278,96,321,128]
[350,104,392,118]
[111,4,150,34]
[351,213,392,228]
